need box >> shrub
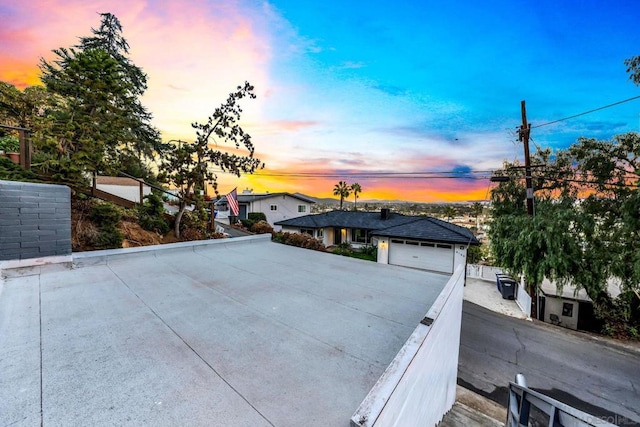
[333,241,353,255]
[595,292,640,340]
[360,244,377,257]
[248,212,267,222]
[251,220,274,234]
[271,231,325,251]
[180,211,208,235]
[87,202,124,249]
[272,232,286,244]
[138,193,170,234]
[337,241,352,251]
[180,227,205,241]
[0,157,41,182]
[356,244,377,260]
[93,225,124,249]
[240,218,255,229]
[89,202,122,227]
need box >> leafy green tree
[38,13,161,183]
[489,133,640,333]
[467,244,484,264]
[0,82,57,166]
[160,82,263,239]
[624,54,640,85]
[351,182,362,211]
[333,181,350,209]
[0,82,52,129]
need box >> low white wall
[466,263,503,281]
[351,266,465,427]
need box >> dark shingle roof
[275,210,480,245]
[372,217,479,245]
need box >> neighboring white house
[275,208,480,274]
[95,176,151,203]
[216,191,315,231]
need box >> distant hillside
[309,196,341,205]
[299,193,488,206]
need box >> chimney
[381,208,390,220]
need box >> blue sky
[2,0,640,200]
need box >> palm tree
[351,183,362,211]
[471,202,483,230]
[333,181,351,210]
[443,206,457,221]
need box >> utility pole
[520,101,534,216]
[519,100,537,319]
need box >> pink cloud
[262,120,318,132]
[0,0,274,135]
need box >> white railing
[350,266,465,427]
[508,375,617,426]
[466,263,504,281]
[515,277,532,317]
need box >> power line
[531,95,640,129]
[255,175,491,180]
[251,170,494,178]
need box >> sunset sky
[2,0,640,202]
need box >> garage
[388,239,454,273]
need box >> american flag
[226,188,239,216]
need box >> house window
[421,242,435,247]
[406,240,419,246]
[437,244,452,249]
[391,239,404,244]
[300,228,314,236]
[351,228,369,243]
[562,302,574,317]
[317,228,324,238]
[298,205,307,213]
[270,205,278,211]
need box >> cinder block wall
[0,180,72,261]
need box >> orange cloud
[225,161,492,202]
[0,0,272,134]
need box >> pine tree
[38,13,161,182]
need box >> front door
[333,227,342,245]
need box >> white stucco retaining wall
[350,265,465,427]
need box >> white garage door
[389,239,454,273]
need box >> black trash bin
[495,273,509,291]
[495,273,516,300]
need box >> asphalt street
[458,301,640,425]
